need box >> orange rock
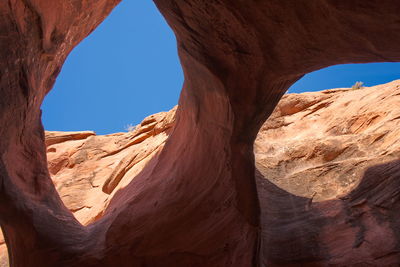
[2,81,400,265]
[47,107,177,224]
[0,229,6,267]
[256,80,400,265]
[256,80,400,201]
[2,0,400,265]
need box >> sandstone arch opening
[2,1,400,266]
[255,63,400,200]
[35,0,184,226]
[255,64,400,265]
[41,0,182,134]
[1,1,183,266]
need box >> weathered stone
[256,80,400,265]
[1,0,400,266]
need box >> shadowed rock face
[0,0,400,266]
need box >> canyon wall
[1,0,400,266]
[2,80,400,265]
[256,80,400,265]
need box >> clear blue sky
[42,1,400,135]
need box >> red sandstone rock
[2,80,400,265]
[0,229,6,267]
[1,0,400,266]
[256,80,400,265]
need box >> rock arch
[1,1,400,266]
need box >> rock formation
[1,0,400,266]
[256,80,400,265]
[0,230,6,267]
[1,80,400,266]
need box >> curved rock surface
[256,80,400,265]
[1,0,400,266]
[2,80,400,266]
[0,108,176,266]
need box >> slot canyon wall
[1,0,400,266]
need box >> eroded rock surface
[47,108,176,225]
[0,108,176,266]
[2,0,400,266]
[0,229,6,267]
[256,80,400,202]
[2,81,400,266]
[256,80,400,265]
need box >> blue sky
[42,1,400,135]
[290,62,400,94]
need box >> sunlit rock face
[1,0,400,266]
[0,229,6,267]
[2,81,400,266]
[45,109,176,225]
[256,80,400,202]
[256,80,400,265]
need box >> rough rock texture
[0,229,6,267]
[256,80,400,202]
[1,0,400,266]
[256,80,400,265]
[46,108,176,225]
[2,81,400,266]
[0,108,176,266]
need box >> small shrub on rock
[352,81,364,90]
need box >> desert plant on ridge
[352,81,364,90]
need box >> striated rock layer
[2,80,400,266]
[256,80,400,265]
[1,0,400,266]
